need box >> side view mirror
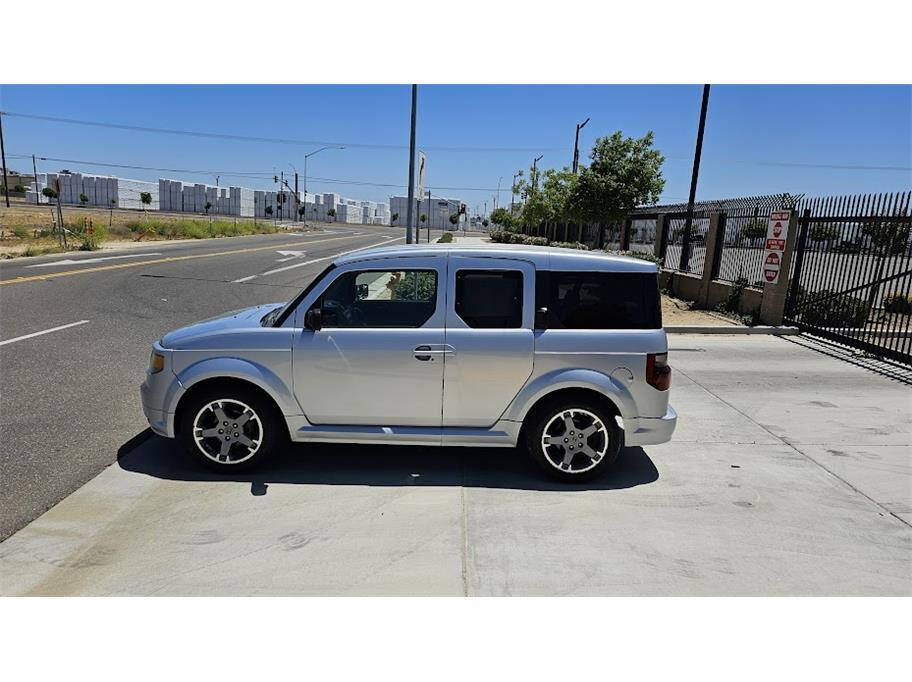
[304,307,322,331]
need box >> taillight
[646,352,671,391]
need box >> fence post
[698,211,724,306]
[783,208,811,320]
[620,217,632,251]
[759,209,799,325]
[653,214,667,261]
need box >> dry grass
[0,200,321,258]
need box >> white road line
[26,253,164,268]
[232,237,402,283]
[0,320,90,347]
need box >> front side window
[315,269,437,328]
[535,271,661,330]
[455,269,523,328]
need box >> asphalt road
[0,223,447,540]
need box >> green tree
[204,201,212,215]
[391,211,399,225]
[265,206,273,216]
[140,192,152,213]
[568,131,665,226]
[482,219,489,228]
[489,207,514,230]
[420,213,427,224]
[327,207,336,222]
[863,215,911,255]
[14,184,27,193]
[740,219,767,242]
[298,206,306,218]
[810,223,840,243]
[42,187,58,201]
[79,193,89,206]
[449,212,459,229]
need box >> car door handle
[413,345,454,361]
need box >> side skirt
[285,418,521,448]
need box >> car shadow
[117,429,659,493]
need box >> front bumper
[624,404,677,446]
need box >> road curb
[665,325,800,335]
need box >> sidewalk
[1,335,908,596]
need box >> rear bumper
[624,404,677,446]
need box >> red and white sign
[762,210,790,284]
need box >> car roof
[335,242,658,272]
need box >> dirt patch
[662,295,735,326]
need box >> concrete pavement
[1,334,909,595]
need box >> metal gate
[784,191,912,365]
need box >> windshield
[270,263,337,327]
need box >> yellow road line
[0,233,366,286]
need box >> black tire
[178,384,284,473]
[524,396,622,483]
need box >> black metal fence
[784,191,912,365]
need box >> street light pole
[302,146,345,227]
[0,111,10,208]
[531,155,543,193]
[510,171,519,215]
[681,84,711,272]
[572,117,590,174]
[406,84,418,244]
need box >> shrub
[882,292,912,315]
[437,232,453,243]
[798,288,871,328]
[549,241,590,250]
[79,223,108,251]
[489,230,509,243]
[715,277,749,315]
[608,249,662,265]
[11,226,31,239]
[13,184,26,193]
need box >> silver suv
[140,244,676,482]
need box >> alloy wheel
[192,399,262,464]
[540,408,609,474]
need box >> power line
[7,152,509,192]
[0,111,565,153]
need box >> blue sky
[0,85,909,212]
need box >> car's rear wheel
[524,398,621,482]
[178,385,282,472]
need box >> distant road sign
[417,150,426,199]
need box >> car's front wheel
[524,398,621,482]
[178,385,282,472]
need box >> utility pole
[510,171,519,215]
[426,189,431,243]
[406,84,418,244]
[681,84,711,272]
[531,155,543,194]
[294,172,299,222]
[32,154,39,205]
[572,117,590,174]
[496,176,502,210]
[0,111,10,208]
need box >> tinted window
[455,270,523,328]
[316,269,437,328]
[535,271,661,329]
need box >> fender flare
[169,356,302,417]
[503,367,637,424]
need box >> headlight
[149,351,165,374]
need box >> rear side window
[535,271,661,330]
[455,270,523,328]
